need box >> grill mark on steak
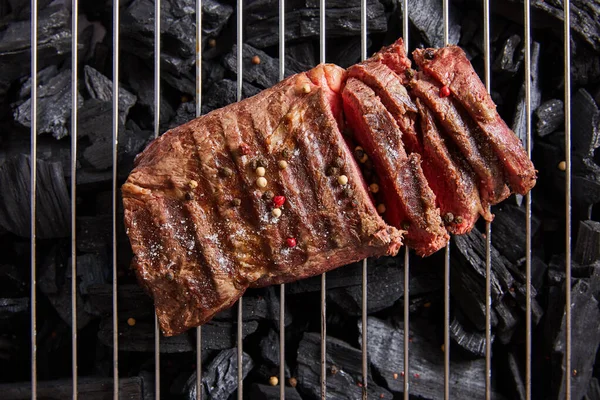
[348,61,421,153]
[416,98,488,234]
[342,78,448,256]
[413,46,536,194]
[409,74,510,207]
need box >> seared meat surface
[123,38,536,335]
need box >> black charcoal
[184,349,253,400]
[328,37,370,69]
[212,295,270,322]
[250,384,303,400]
[72,253,108,295]
[535,99,564,137]
[297,332,393,399]
[169,102,196,129]
[512,41,541,149]
[494,298,519,344]
[84,65,137,124]
[572,45,600,86]
[85,284,154,319]
[0,298,28,318]
[364,317,502,399]
[572,89,600,157]
[259,329,290,378]
[262,286,293,327]
[399,0,461,48]
[77,215,111,252]
[0,155,69,238]
[493,34,522,74]
[575,220,600,265]
[201,79,261,114]
[287,42,316,69]
[586,378,600,400]
[245,0,387,48]
[13,68,83,139]
[491,204,541,264]
[507,351,526,400]
[450,316,491,357]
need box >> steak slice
[416,98,490,234]
[342,78,448,256]
[410,73,510,207]
[367,38,413,84]
[347,61,421,153]
[413,46,537,195]
[122,66,402,336]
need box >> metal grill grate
[24,0,575,398]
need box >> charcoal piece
[512,42,541,149]
[531,256,548,292]
[399,0,461,48]
[511,283,544,326]
[250,384,303,400]
[507,351,526,400]
[78,99,117,170]
[73,253,108,295]
[85,284,154,319]
[575,220,600,265]
[586,378,600,400]
[39,247,93,329]
[297,332,393,399]
[201,79,261,114]
[259,329,290,378]
[201,321,259,351]
[84,65,137,124]
[548,280,600,400]
[287,42,316,68]
[572,89,600,157]
[0,5,72,96]
[184,349,253,400]
[0,264,27,297]
[451,228,514,330]
[77,215,111,252]
[535,99,564,137]
[121,0,233,77]
[493,299,519,344]
[493,34,522,74]
[119,127,154,166]
[98,318,195,352]
[223,44,311,89]
[491,204,541,264]
[13,67,83,139]
[364,317,502,399]
[212,295,270,321]
[245,0,387,48]
[571,45,600,86]
[0,298,28,318]
[0,155,69,238]
[328,37,371,69]
[169,102,197,129]
[449,316,491,357]
[0,376,146,400]
[262,286,293,327]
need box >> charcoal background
[1,0,600,399]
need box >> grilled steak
[123,38,536,335]
[123,65,403,336]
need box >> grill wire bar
[483,1,493,399]
[402,3,409,398]
[360,0,368,396]
[154,0,162,397]
[278,0,286,397]
[111,0,120,396]
[195,0,203,398]
[523,0,533,398]
[563,0,572,398]
[71,0,79,397]
[442,1,451,399]
[319,0,327,397]
[30,0,38,398]
[236,0,244,397]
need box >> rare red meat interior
[122,38,536,335]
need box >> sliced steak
[416,98,490,234]
[123,66,402,336]
[347,61,421,153]
[413,46,537,195]
[410,73,510,207]
[342,78,448,256]
[367,38,413,84]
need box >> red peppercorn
[439,85,451,98]
[273,195,286,207]
[286,237,297,248]
[239,142,251,155]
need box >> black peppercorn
[263,190,275,200]
[220,167,233,178]
[424,49,435,60]
[185,192,195,201]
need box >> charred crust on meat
[424,49,435,60]
[250,157,267,170]
[402,221,411,230]
[166,271,175,281]
[281,148,292,159]
[326,166,340,176]
[263,190,275,200]
[219,166,234,178]
[185,192,195,201]
[332,156,345,168]
[405,68,415,79]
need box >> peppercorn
[302,83,311,93]
[281,148,291,159]
[273,196,286,207]
[289,377,298,388]
[272,208,282,218]
[185,192,195,201]
[377,203,386,214]
[354,146,368,163]
[439,85,451,98]
[166,271,174,281]
[286,237,297,248]
[455,215,463,224]
[405,68,415,79]
[269,376,278,386]
[219,167,233,177]
[338,175,349,185]
[232,198,242,207]
[239,142,251,155]
[342,187,353,198]
[208,38,217,48]
[558,160,566,171]
[188,180,198,189]
[402,222,410,230]
[278,160,288,169]
[251,55,261,65]
[263,190,275,200]
[424,49,435,59]
[369,183,379,194]
[443,212,454,224]
[256,177,268,188]
[256,166,266,177]
[326,166,339,176]
[127,318,136,326]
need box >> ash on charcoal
[575,220,600,265]
[491,204,541,264]
[121,0,232,78]
[296,332,393,399]
[399,0,460,48]
[84,65,137,124]
[250,384,303,400]
[451,228,514,330]
[450,315,491,357]
[512,41,541,149]
[0,298,28,318]
[245,0,386,48]
[12,68,83,139]
[223,44,310,89]
[0,155,69,238]
[201,80,261,114]
[184,348,253,400]
[545,279,600,400]
[535,99,564,137]
[0,376,147,400]
[363,317,503,399]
